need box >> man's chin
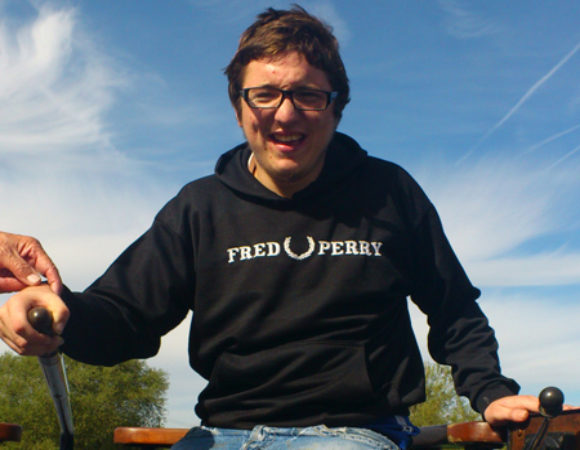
[274,169,323,191]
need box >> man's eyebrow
[246,83,326,90]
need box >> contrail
[458,40,580,164]
[546,143,580,171]
[522,123,580,155]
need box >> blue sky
[1,0,579,427]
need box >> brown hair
[225,5,350,120]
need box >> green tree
[410,361,481,426]
[0,352,168,449]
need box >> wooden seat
[114,410,580,449]
[0,423,22,443]
[113,421,504,448]
[114,427,188,447]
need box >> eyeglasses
[240,86,338,111]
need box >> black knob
[539,386,564,418]
[27,307,55,336]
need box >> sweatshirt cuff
[475,381,521,416]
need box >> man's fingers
[484,395,540,425]
[44,265,63,295]
[25,241,62,294]
[0,251,41,286]
[0,277,28,293]
[563,404,580,411]
[0,232,41,289]
[510,408,530,422]
[0,284,69,355]
[0,232,63,294]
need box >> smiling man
[0,6,543,449]
[235,51,339,197]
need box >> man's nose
[274,95,300,122]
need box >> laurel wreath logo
[283,236,316,260]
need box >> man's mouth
[271,133,305,145]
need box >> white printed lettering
[359,241,372,256]
[253,243,266,257]
[227,247,239,264]
[227,237,384,263]
[240,246,253,261]
[371,241,383,256]
[344,240,358,255]
[318,240,331,255]
[331,241,344,255]
[266,242,280,256]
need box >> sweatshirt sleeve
[405,183,519,414]
[60,198,195,366]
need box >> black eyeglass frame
[240,87,338,111]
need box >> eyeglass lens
[245,87,330,110]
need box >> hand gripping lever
[28,307,74,450]
[524,386,565,450]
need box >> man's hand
[484,395,540,425]
[0,231,62,294]
[0,285,69,355]
[485,394,579,426]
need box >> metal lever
[28,307,74,450]
[525,386,564,450]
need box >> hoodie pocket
[204,341,377,414]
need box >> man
[0,6,542,449]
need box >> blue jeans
[171,425,398,449]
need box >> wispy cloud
[546,143,580,171]
[307,0,352,45]
[421,160,553,260]
[460,40,580,162]
[410,292,580,397]
[438,0,501,39]
[480,295,580,392]
[522,123,580,155]
[0,5,173,276]
[471,252,580,287]
[417,155,579,288]
[0,6,121,155]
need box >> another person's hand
[0,231,62,294]
[0,285,69,355]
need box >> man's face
[236,51,339,197]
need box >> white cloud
[0,6,204,428]
[307,0,352,46]
[421,160,553,260]
[438,0,501,39]
[409,293,580,403]
[148,315,205,427]
[461,40,580,161]
[0,6,121,155]
[0,4,175,261]
[416,155,580,288]
[548,143,580,171]
[470,252,580,287]
[483,295,580,394]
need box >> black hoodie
[61,132,519,428]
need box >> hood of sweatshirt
[214,131,368,204]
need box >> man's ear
[233,100,245,127]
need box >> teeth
[274,134,302,143]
